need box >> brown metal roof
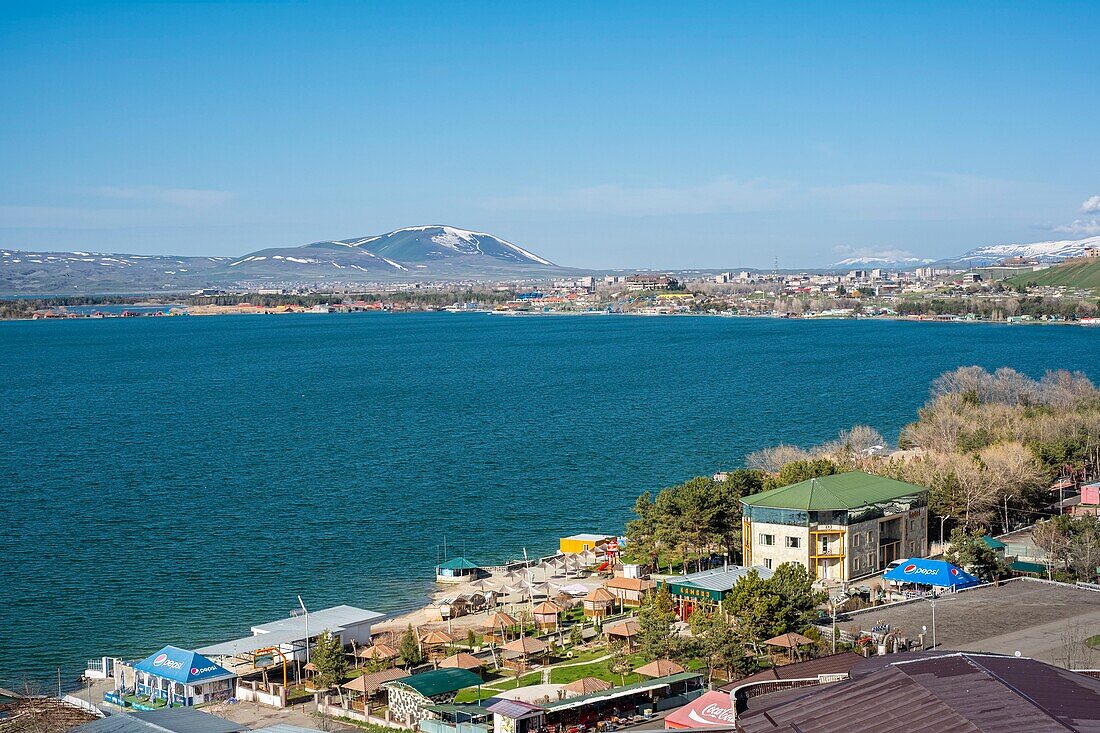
[737,652,1100,733]
[341,667,406,693]
[719,652,863,690]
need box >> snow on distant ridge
[951,235,1100,264]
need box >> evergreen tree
[311,630,348,690]
[636,586,679,661]
[399,624,423,668]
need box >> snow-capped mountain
[831,255,935,268]
[937,235,1100,267]
[0,226,565,293]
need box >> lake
[0,313,1096,688]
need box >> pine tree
[399,624,423,668]
[311,630,348,690]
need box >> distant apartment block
[625,274,676,291]
[741,471,928,581]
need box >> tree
[943,527,1010,581]
[636,586,679,661]
[569,624,584,648]
[688,611,751,684]
[311,629,348,691]
[763,458,839,490]
[765,562,827,633]
[726,564,825,652]
[399,624,423,668]
[607,641,632,686]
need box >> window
[785,536,801,548]
[759,533,775,546]
[763,558,773,569]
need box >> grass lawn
[1087,634,1100,650]
[549,652,647,686]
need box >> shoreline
[1,308,1094,326]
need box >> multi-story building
[741,471,928,582]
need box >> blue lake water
[1,313,1097,688]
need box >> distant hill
[936,235,1100,267]
[0,226,567,294]
[1006,257,1100,291]
[831,255,935,268]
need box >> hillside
[0,226,568,294]
[1006,258,1100,291]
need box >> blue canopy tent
[883,558,980,590]
[128,645,236,708]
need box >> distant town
[8,244,1100,324]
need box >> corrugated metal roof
[740,471,927,511]
[738,652,1100,733]
[386,668,483,698]
[720,652,863,690]
[250,605,384,635]
[665,565,773,593]
[196,605,384,657]
[74,710,247,733]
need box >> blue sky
[1,1,1097,268]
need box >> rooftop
[663,565,773,593]
[437,557,480,571]
[562,534,612,542]
[741,471,928,511]
[197,605,384,658]
[73,709,246,733]
[385,668,483,698]
[719,652,864,690]
[738,652,1100,732]
[831,578,1100,664]
[542,672,702,712]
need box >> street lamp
[298,595,310,663]
[831,595,846,654]
[939,514,952,552]
[933,599,939,648]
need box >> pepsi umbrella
[883,558,980,589]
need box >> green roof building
[436,556,481,583]
[740,471,929,582]
[384,668,484,726]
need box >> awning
[883,558,979,589]
[664,691,737,729]
[133,646,236,685]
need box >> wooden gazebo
[420,629,457,660]
[501,636,549,673]
[532,601,562,632]
[634,658,685,678]
[763,632,816,662]
[583,587,616,619]
[603,619,640,652]
[439,652,484,672]
[483,611,519,643]
[356,642,398,667]
[562,677,612,697]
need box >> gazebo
[421,629,457,660]
[357,642,398,667]
[634,658,685,678]
[763,632,816,662]
[562,677,612,697]
[532,601,562,632]
[439,652,484,672]
[483,611,519,643]
[603,619,640,651]
[340,668,406,712]
[501,636,549,673]
[583,587,616,619]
